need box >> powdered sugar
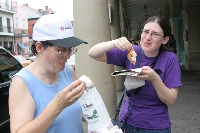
[79,75,95,91]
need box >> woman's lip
[144,42,151,45]
[59,63,66,65]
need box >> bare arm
[9,76,85,133]
[88,37,132,62]
[151,75,178,106]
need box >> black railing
[14,28,28,35]
[0,25,3,32]
[0,2,17,12]
[0,25,13,33]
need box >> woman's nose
[64,53,71,59]
[145,33,152,39]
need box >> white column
[109,0,125,91]
[73,0,117,132]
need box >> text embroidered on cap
[60,27,72,31]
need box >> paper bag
[79,87,113,132]
[79,75,122,133]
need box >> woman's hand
[88,37,132,62]
[114,37,133,51]
[137,66,179,106]
[137,66,160,81]
[54,80,86,110]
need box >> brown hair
[31,41,54,55]
[143,16,173,52]
[130,38,135,43]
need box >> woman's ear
[162,36,169,45]
[35,42,43,53]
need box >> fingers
[64,80,86,99]
[68,79,83,89]
[57,80,85,108]
[57,81,86,108]
[71,82,86,99]
[138,66,148,75]
[138,66,158,81]
[116,37,132,51]
[141,66,151,70]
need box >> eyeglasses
[48,46,77,58]
[141,29,164,38]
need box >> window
[5,0,9,9]
[3,41,7,48]
[23,19,25,29]
[0,17,2,32]
[7,18,11,33]
[16,17,18,28]
[0,48,22,83]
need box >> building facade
[0,0,16,54]
[12,1,29,56]
[158,0,200,71]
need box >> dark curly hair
[143,16,173,52]
[31,41,54,55]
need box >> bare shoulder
[9,76,34,105]
[66,63,77,80]
[9,76,35,114]
[9,76,36,132]
[10,76,28,93]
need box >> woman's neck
[144,50,160,57]
[26,62,58,84]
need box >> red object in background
[13,52,17,55]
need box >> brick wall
[28,19,38,38]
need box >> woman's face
[140,22,168,56]
[41,45,71,73]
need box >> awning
[17,42,26,49]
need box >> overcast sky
[14,0,74,20]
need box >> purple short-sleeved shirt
[107,45,182,129]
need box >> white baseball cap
[32,14,87,48]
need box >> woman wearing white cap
[9,14,87,133]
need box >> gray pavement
[116,69,200,133]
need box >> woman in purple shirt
[88,16,182,133]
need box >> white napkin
[124,75,145,90]
[108,125,123,133]
[88,125,123,133]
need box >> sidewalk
[116,70,200,133]
[169,70,200,133]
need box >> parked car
[26,55,36,62]
[0,46,24,132]
[26,52,34,57]
[14,55,32,67]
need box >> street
[169,70,200,133]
